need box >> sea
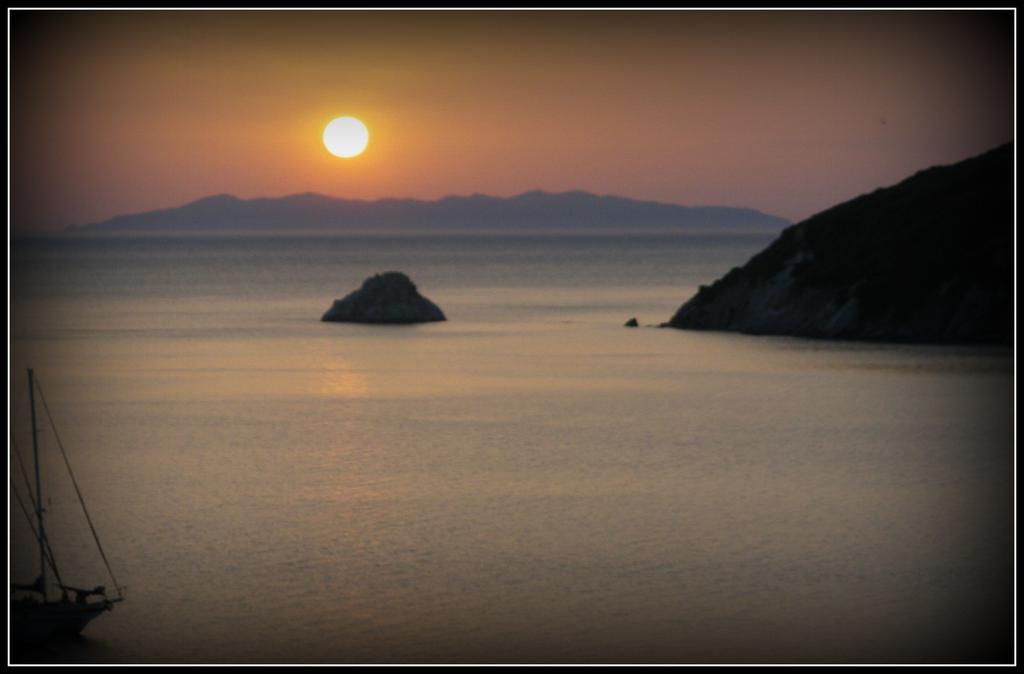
[8,231,1014,663]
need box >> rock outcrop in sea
[664,143,1012,345]
[322,272,446,324]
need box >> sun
[323,116,369,158]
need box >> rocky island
[665,143,1012,345]
[322,272,446,324]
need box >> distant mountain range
[69,190,789,233]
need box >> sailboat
[10,369,125,642]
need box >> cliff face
[666,143,1013,345]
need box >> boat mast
[28,368,46,600]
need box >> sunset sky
[10,10,1013,231]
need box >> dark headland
[665,143,1013,345]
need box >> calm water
[9,232,1014,663]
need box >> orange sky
[10,10,1014,231]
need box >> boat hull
[11,599,111,643]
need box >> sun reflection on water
[318,358,371,398]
